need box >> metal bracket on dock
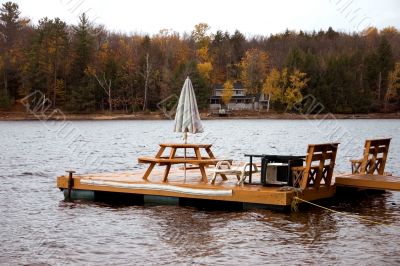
[66,170,76,200]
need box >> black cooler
[260,155,304,186]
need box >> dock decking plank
[335,174,400,191]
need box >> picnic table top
[138,156,219,165]
[159,143,212,148]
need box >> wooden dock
[56,138,399,208]
[57,167,336,207]
[335,174,400,191]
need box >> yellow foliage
[191,23,211,48]
[262,67,309,110]
[280,68,289,87]
[263,68,281,101]
[284,69,309,110]
[222,80,234,105]
[98,41,110,66]
[290,70,309,91]
[386,62,400,100]
[55,79,65,98]
[48,46,56,55]
[362,27,378,36]
[197,46,209,62]
[381,26,398,35]
[284,87,303,110]
[197,62,213,80]
[101,41,109,50]
[240,49,269,94]
[118,38,127,51]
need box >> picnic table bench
[138,143,223,183]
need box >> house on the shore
[209,82,270,111]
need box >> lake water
[1,119,400,265]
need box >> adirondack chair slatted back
[293,143,339,190]
[360,139,391,175]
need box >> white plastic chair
[210,161,258,185]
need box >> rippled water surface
[1,119,400,265]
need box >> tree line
[0,1,399,113]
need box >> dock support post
[66,170,76,200]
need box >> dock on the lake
[335,174,400,191]
[56,167,336,207]
[57,138,399,208]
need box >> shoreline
[0,111,399,121]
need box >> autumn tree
[284,69,309,110]
[240,49,269,95]
[221,80,233,106]
[153,30,182,100]
[263,68,309,111]
[262,68,281,111]
[191,23,211,48]
[192,23,213,86]
[385,62,400,109]
[89,39,115,112]
[117,36,140,111]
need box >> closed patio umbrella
[174,76,204,179]
[174,76,203,140]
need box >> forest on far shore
[0,1,400,114]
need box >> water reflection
[155,207,219,262]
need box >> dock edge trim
[80,179,233,197]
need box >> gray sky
[7,0,400,35]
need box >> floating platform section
[335,174,400,191]
[57,167,336,207]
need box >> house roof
[213,82,244,91]
[210,95,254,100]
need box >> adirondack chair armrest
[241,162,258,173]
[291,166,305,172]
[215,160,232,169]
[350,158,364,174]
[291,166,305,188]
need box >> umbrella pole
[184,132,187,181]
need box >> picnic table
[138,143,221,183]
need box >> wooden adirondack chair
[291,143,339,190]
[350,138,391,175]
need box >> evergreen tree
[285,47,305,71]
[0,1,25,103]
[376,37,394,101]
[31,17,68,107]
[68,13,95,112]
